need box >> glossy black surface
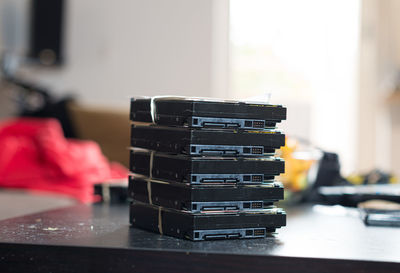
[1,204,400,273]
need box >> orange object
[279,137,314,192]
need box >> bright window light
[230,0,360,174]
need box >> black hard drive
[129,150,285,184]
[128,176,284,212]
[131,125,285,156]
[130,202,286,241]
[130,97,286,129]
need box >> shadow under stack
[128,97,287,241]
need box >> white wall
[12,0,229,107]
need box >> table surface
[1,203,400,273]
[0,190,75,221]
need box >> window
[230,0,360,173]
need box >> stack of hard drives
[129,97,287,241]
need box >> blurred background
[0,0,400,206]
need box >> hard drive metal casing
[131,125,285,156]
[130,202,286,241]
[130,98,286,129]
[128,176,284,212]
[129,150,285,184]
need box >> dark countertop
[1,203,400,273]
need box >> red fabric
[0,118,127,203]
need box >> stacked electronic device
[129,97,287,241]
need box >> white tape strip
[158,206,163,235]
[146,151,155,204]
[149,95,198,124]
[147,180,152,205]
[149,151,154,179]
[150,97,157,124]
